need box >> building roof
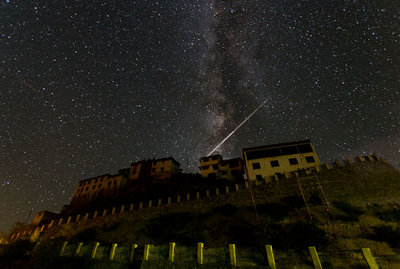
[243,140,312,152]
[79,174,111,183]
[199,154,222,161]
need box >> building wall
[200,155,222,178]
[70,174,127,207]
[151,159,180,180]
[129,162,143,181]
[244,141,321,181]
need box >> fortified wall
[10,155,400,241]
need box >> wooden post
[102,209,107,217]
[66,216,72,224]
[197,242,204,265]
[84,213,89,221]
[139,202,143,209]
[167,197,171,204]
[235,184,239,191]
[93,210,98,219]
[91,242,100,259]
[129,244,138,263]
[130,203,134,211]
[75,242,83,256]
[245,181,249,189]
[111,207,116,215]
[143,244,151,261]
[169,242,176,262]
[187,193,190,201]
[59,241,68,256]
[40,225,46,232]
[158,199,162,206]
[308,246,322,269]
[225,186,229,193]
[196,192,200,199]
[206,190,210,197]
[75,215,81,222]
[265,245,276,269]
[109,243,118,260]
[148,200,152,208]
[361,248,379,269]
[229,244,237,266]
[120,205,125,214]
[48,220,55,228]
[58,218,63,225]
[216,188,219,195]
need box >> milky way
[0,0,399,232]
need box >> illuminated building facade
[243,140,321,181]
[199,155,244,181]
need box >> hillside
[1,158,400,268]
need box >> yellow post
[216,188,219,195]
[48,220,55,228]
[130,203,134,211]
[148,200,152,208]
[197,242,204,264]
[109,243,118,260]
[84,213,89,221]
[111,207,116,215]
[158,199,162,206]
[235,184,239,191]
[59,241,68,256]
[167,197,171,204]
[361,248,379,269]
[91,242,100,259]
[143,244,151,261]
[75,242,83,256]
[66,216,72,224]
[129,244,138,263]
[229,244,237,266]
[187,193,190,201]
[169,242,176,262]
[75,214,81,222]
[308,246,322,269]
[196,192,200,199]
[139,202,143,209]
[58,218,63,225]
[206,190,210,197]
[245,182,249,189]
[225,186,230,193]
[93,210,98,219]
[177,195,181,202]
[265,245,276,269]
[102,209,107,216]
[120,205,125,214]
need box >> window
[108,182,111,187]
[270,160,279,167]
[100,178,104,182]
[211,156,219,160]
[289,158,298,165]
[221,171,228,175]
[152,168,156,172]
[298,143,313,153]
[256,175,263,181]
[252,162,261,169]
[85,187,88,191]
[202,165,209,170]
[99,184,102,188]
[161,168,164,172]
[95,179,98,183]
[212,164,218,170]
[305,156,315,163]
[281,146,298,155]
[92,185,95,189]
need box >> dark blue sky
[1,0,399,232]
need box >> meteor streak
[207,98,268,156]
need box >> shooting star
[207,98,268,156]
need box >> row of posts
[58,241,379,269]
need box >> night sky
[1,0,399,232]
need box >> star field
[1,0,399,232]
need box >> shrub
[256,203,290,221]
[266,222,328,250]
[210,204,238,216]
[0,239,34,267]
[281,196,304,208]
[332,201,363,221]
[369,225,400,248]
[375,207,400,222]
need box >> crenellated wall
[10,154,399,241]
